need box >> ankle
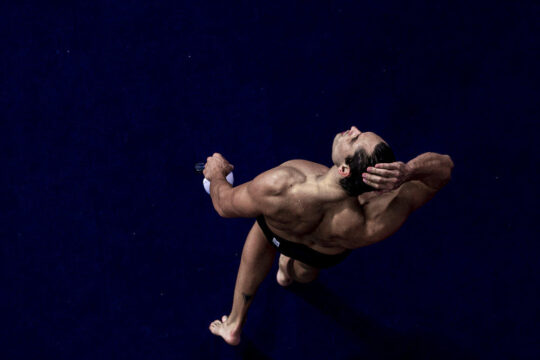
[225,316,242,331]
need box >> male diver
[203,126,454,345]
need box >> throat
[314,167,349,201]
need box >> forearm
[406,152,454,190]
[209,176,233,216]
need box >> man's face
[331,126,385,166]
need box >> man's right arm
[211,167,290,218]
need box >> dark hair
[339,142,396,196]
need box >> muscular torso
[260,160,397,255]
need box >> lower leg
[209,222,276,345]
[228,224,276,325]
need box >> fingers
[365,166,399,177]
[363,162,405,191]
[362,171,396,184]
[362,172,397,190]
[362,177,388,190]
[363,178,395,191]
[207,153,221,159]
[204,153,233,179]
[211,152,225,160]
[207,153,229,163]
[374,162,405,170]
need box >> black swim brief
[256,215,351,269]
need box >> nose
[350,126,361,135]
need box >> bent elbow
[215,205,231,218]
[446,155,455,170]
[215,204,236,218]
[220,211,235,218]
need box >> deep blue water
[2,1,538,359]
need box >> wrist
[404,162,417,182]
[207,171,225,182]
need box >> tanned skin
[204,126,454,345]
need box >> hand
[203,153,234,181]
[362,161,411,192]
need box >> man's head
[331,126,396,196]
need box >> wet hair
[339,142,396,196]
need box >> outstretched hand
[362,161,411,192]
[203,153,234,181]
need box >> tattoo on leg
[242,293,253,304]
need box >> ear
[338,164,351,177]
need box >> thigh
[241,221,277,263]
[294,259,319,272]
[292,259,320,282]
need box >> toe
[222,315,228,322]
[210,320,221,328]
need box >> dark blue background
[2,1,538,359]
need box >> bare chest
[266,193,368,252]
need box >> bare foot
[209,315,241,346]
[277,254,293,287]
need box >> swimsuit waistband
[256,215,351,269]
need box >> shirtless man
[203,126,454,345]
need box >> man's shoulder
[249,159,328,201]
[250,166,303,196]
[279,159,329,173]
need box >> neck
[316,165,351,201]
